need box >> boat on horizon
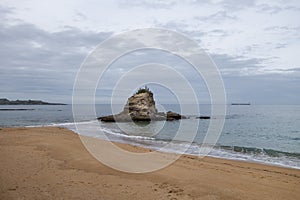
[231,103,251,105]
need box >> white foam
[207,148,300,169]
[46,120,300,170]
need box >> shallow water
[0,104,299,169]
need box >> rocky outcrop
[166,111,187,120]
[98,87,186,122]
[123,91,157,120]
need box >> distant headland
[0,98,67,105]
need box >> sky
[0,0,299,104]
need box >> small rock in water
[98,86,186,122]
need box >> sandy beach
[0,127,299,200]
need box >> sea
[0,104,299,169]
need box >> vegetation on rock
[135,86,152,95]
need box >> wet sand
[0,127,299,199]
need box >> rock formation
[98,87,186,122]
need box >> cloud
[0,8,112,102]
[256,2,300,14]
[195,11,237,24]
[0,1,299,104]
[0,5,13,18]
[0,22,111,72]
[267,67,300,74]
[211,54,264,74]
[73,11,87,22]
[118,0,178,9]
[223,73,300,104]
[219,0,256,11]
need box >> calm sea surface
[0,104,299,169]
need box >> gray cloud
[0,5,13,18]
[223,73,300,104]
[219,0,256,11]
[212,54,264,72]
[73,11,88,22]
[118,0,177,9]
[271,67,300,73]
[256,3,300,14]
[264,25,300,33]
[0,9,112,102]
[195,11,237,24]
[1,16,297,104]
[257,4,283,14]
[218,0,299,14]
[0,23,111,73]
[0,2,299,104]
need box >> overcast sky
[0,0,299,104]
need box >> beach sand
[0,127,299,200]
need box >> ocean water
[0,104,299,169]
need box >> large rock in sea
[98,87,186,122]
